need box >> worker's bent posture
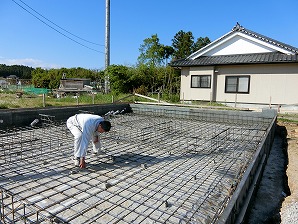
[66,114,111,168]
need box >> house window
[191,75,211,88]
[225,76,250,93]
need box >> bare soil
[280,121,298,223]
[246,120,298,223]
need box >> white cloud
[0,57,61,69]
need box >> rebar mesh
[0,111,271,223]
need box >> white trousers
[66,116,100,158]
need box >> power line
[18,0,104,47]
[11,0,105,54]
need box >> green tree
[31,67,49,88]
[171,30,195,60]
[138,34,165,67]
[0,64,33,79]
[159,45,174,65]
[194,37,211,51]
[106,65,134,94]
[48,69,62,89]
[31,67,102,89]
[132,64,156,93]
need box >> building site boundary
[0,103,277,223]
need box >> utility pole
[104,0,110,93]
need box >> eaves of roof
[187,23,298,60]
[169,52,298,67]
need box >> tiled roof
[170,23,298,67]
[169,52,298,67]
[232,23,298,54]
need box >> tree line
[0,64,34,79]
[0,30,210,96]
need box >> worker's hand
[79,157,86,168]
[93,136,99,143]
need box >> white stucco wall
[180,64,298,105]
[180,67,214,101]
[216,64,298,105]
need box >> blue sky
[1,0,298,70]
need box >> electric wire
[18,0,104,47]
[11,0,105,54]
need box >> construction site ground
[279,120,298,223]
[0,110,274,223]
[1,109,298,223]
[247,119,298,223]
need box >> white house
[170,23,298,110]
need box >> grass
[0,92,169,109]
[278,113,298,123]
[0,92,138,109]
[0,91,233,110]
[0,91,255,112]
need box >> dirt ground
[246,120,298,223]
[279,121,298,223]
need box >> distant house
[170,23,298,109]
[6,75,18,85]
[0,79,8,88]
[57,78,93,96]
[6,75,18,79]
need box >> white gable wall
[188,32,295,59]
[206,36,274,56]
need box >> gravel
[281,202,298,223]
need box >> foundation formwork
[0,105,276,223]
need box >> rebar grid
[0,112,269,223]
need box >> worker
[66,113,111,168]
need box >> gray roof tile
[169,52,298,67]
[170,23,298,67]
